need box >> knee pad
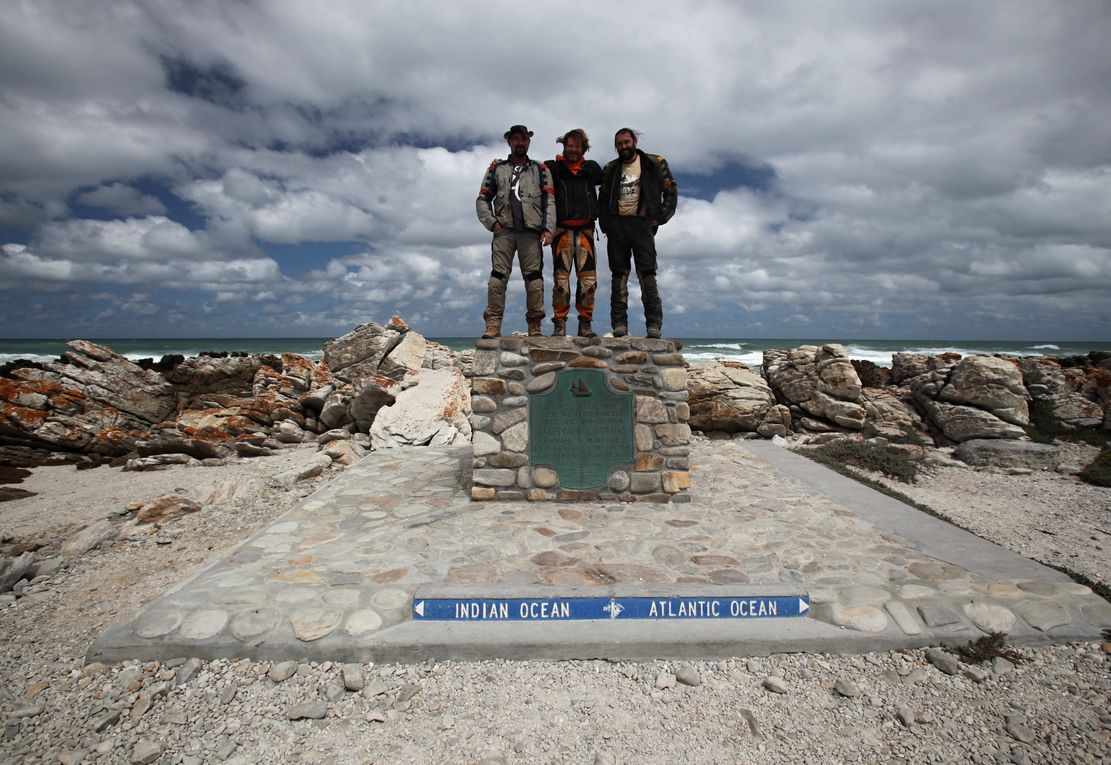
[490,269,507,281]
[524,270,543,283]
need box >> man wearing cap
[475,124,555,338]
[599,128,677,338]
[544,128,603,338]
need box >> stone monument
[470,336,690,501]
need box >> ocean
[1,337,1106,370]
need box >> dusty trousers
[484,229,546,325]
[551,227,597,322]
[606,215,662,331]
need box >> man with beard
[599,128,677,338]
[544,128,603,337]
[475,124,555,338]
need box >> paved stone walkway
[90,441,1111,664]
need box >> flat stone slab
[90,441,1110,663]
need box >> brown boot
[577,320,596,338]
[552,319,567,337]
[527,318,543,337]
[481,319,501,339]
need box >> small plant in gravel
[951,633,1028,665]
[1078,447,1111,488]
[807,439,920,482]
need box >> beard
[618,146,636,162]
[512,145,528,158]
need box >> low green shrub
[807,439,920,483]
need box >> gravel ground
[859,441,1110,590]
[1,442,1109,764]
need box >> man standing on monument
[475,124,555,338]
[599,128,677,338]
[544,129,603,338]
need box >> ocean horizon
[1,337,1107,371]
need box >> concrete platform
[89,440,1111,664]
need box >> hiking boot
[577,320,596,338]
[552,319,567,337]
[527,318,543,337]
[612,324,628,337]
[646,326,662,339]
[481,319,501,339]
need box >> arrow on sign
[414,600,425,617]
[799,598,809,614]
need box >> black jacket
[544,158,603,227]
[599,149,678,232]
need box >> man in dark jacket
[544,129,603,337]
[599,128,678,338]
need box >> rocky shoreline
[2,319,1107,474]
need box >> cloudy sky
[2,1,1109,340]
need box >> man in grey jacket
[475,124,555,338]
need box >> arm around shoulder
[657,155,678,224]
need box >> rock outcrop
[687,362,775,433]
[370,368,472,449]
[1020,356,1106,431]
[0,340,176,458]
[688,347,1107,449]
[0,317,462,467]
[763,345,866,431]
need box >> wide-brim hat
[504,124,534,139]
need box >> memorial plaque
[529,369,633,489]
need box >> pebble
[131,692,152,720]
[739,708,763,739]
[964,666,990,683]
[269,661,297,683]
[287,701,328,720]
[897,705,916,729]
[324,682,344,702]
[674,665,701,687]
[130,739,162,764]
[594,752,616,765]
[763,676,788,694]
[90,710,120,732]
[1006,715,1036,743]
[992,657,1015,677]
[342,663,365,692]
[925,647,961,675]
[654,671,676,690]
[833,677,861,698]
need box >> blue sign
[412,595,809,621]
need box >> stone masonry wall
[470,337,691,502]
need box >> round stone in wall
[609,470,631,492]
[231,607,280,642]
[371,588,410,610]
[290,607,342,641]
[345,608,384,635]
[532,467,558,488]
[135,610,184,639]
[178,609,229,640]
